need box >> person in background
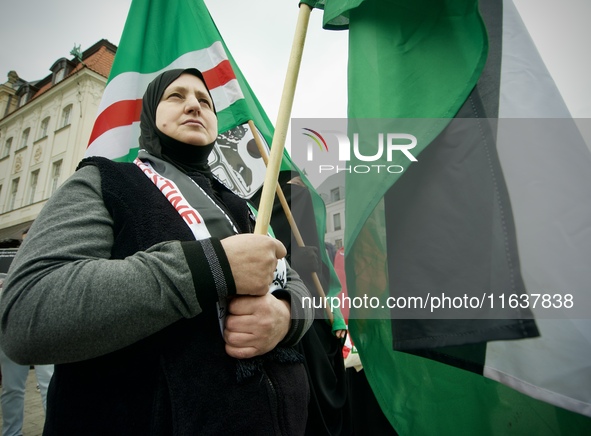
[0,69,313,435]
[252,173,351,435]
[0,230,54,436]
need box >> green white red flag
[85,0,284,199]
[87,40,252,160]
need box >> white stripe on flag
[87,76,243,161]
[484,0,591,417]
[88,40,247,160]
[86,123,140,160]
[209,78,243,114]
[97,42,238,114]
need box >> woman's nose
[185,95,201,113]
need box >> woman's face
[155,73,218,146]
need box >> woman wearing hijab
[0,69,313,435]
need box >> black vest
[43,157,308,436]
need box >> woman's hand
[221,234,287,296]
[223,293,291,358]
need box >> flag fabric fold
[483,0,591,421]
[299,0,356,30]
[312,0,591,433]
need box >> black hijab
[139,68,217,174]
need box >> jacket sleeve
[0,165,233,365]
[273,262,314,347]
[182,235,314,346]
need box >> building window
[19,128,30,149]
[54,68,66,83]
[61,105,72,128]
[335,239,343,250]
[16,83,38,108]
[8,178,19,210]
[39,117,50,139]
[28,170,39,204]
[2,137,12,158]
[330,187,341,202]
[50,160,62,195]
[50,58,75,85]
[333,213,342,231]
[18,93,29,107]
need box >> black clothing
[43,157,309,435]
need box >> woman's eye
[168,93,183,99]
[199,98,211,108]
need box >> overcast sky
[1,0,590,126]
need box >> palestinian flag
[301,0,591,433]
[87,0,345,325]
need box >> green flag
[307,0,591,434]
[86,0,279,177]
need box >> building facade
[317,172,345,250]
[0,39,116,240]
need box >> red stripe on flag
[88,60,237,147]
[202,59,235,90]
[88,99,143,146]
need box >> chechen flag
[86,0,290,199]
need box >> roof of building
[31,39,117,101]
